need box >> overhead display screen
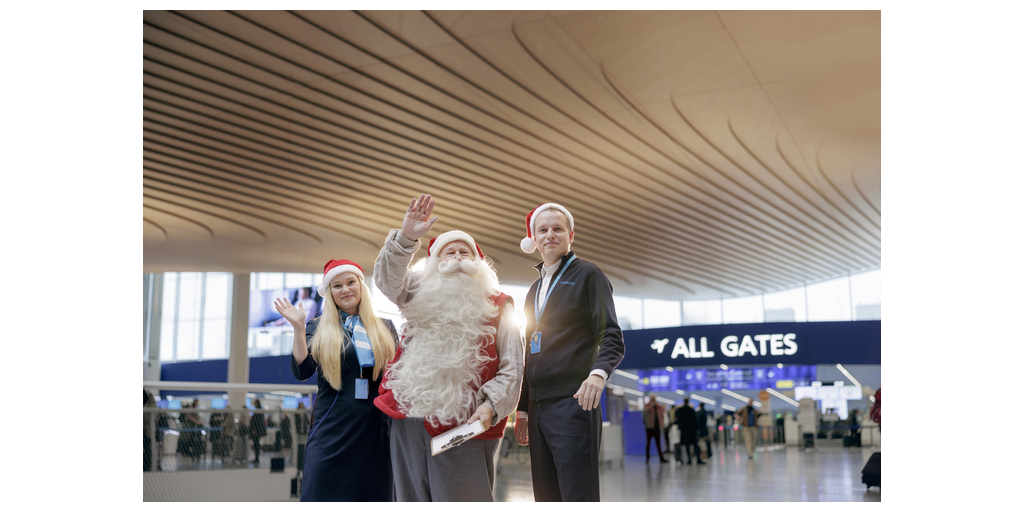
[636,365,816,392]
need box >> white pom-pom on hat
[520,203,574,253]
[521,237,537,253]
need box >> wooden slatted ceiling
[143,10,880,300]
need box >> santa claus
[373,194,523,502]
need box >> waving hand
[400,194,439,240]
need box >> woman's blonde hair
[310,275,396,390]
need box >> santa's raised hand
[400,193,439,240]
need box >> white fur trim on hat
[521,203,574,253]
[428,230,483,259]
[318,265,364,298]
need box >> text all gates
[651,333,798,360]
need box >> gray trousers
[390,417,500,501]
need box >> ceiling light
[835,364,863,390]
[720,404,736,411]
[665,366,674,371]
[622,388,645,396]
[614,370,639,380]
[675,389,686,395]
[777,363,784,368]
[721,388,761,407]
[767,388,799,406]
[689,394,716,405]
[720,364,729,370]
[868,395,875,403]
[656,397,675,405]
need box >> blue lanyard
[534,255,576,327]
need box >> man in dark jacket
[674,398,704,465]
[696,402,711,458]
[513,203,625,501]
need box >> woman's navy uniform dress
[291,311,397,501]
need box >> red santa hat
[520,203,574,253]
[317,259,365,298]
[427,230,485,260]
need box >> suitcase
[231,432,249,464]
[843,434,855,448]
[674,443,683,464]
[861,452,881,488]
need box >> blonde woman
[275,259,397,502]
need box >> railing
[708,424,880,449]
[143,381,317,501]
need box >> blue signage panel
[619,320,880,369]
[636,365,816,392]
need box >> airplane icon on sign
[651,338,669,354]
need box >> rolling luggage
[674,443,683,464]
[861,452,881,488]
[231,431,249,464]
[843,434,855,448]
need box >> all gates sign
[619,320,880,369]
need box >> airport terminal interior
[141,9,882,502]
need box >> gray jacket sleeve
[477,300,525,421]
[373,229,421,307]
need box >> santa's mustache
[437,258,480,274]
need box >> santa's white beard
[386,258,501,427]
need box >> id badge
[354,378,369,400]
[530,331,541,354]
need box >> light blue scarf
[343,313,375,369]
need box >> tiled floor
[494,441,881,502]
[151,439,881,501]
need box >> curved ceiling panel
[142,10,880,300]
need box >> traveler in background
[249,399,267,465]
[675,398,703,465]
[144,390,155,471]
[696,402,712,458]
[209,409,228,457]
[643,394,668,463]
[849,409,862,447]
[736,398,759,460]
[513,203,625,501]
[294,402,310,437]
[662,401,673,452]
[178,401,206,462]
[277,258,398,501]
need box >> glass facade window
[285,272,315,289]
[678,269,878,326]
[682,299,722,326]
[850,269,881,320]
[806,276,852,321]
[722,295,764,324]
[613,296,644,330]
[642,299,681,328]
[202,273,230,359]
[155,272,234,362]
[146,268,883,363]
[763,287,807,322]
[160,273,177,362]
